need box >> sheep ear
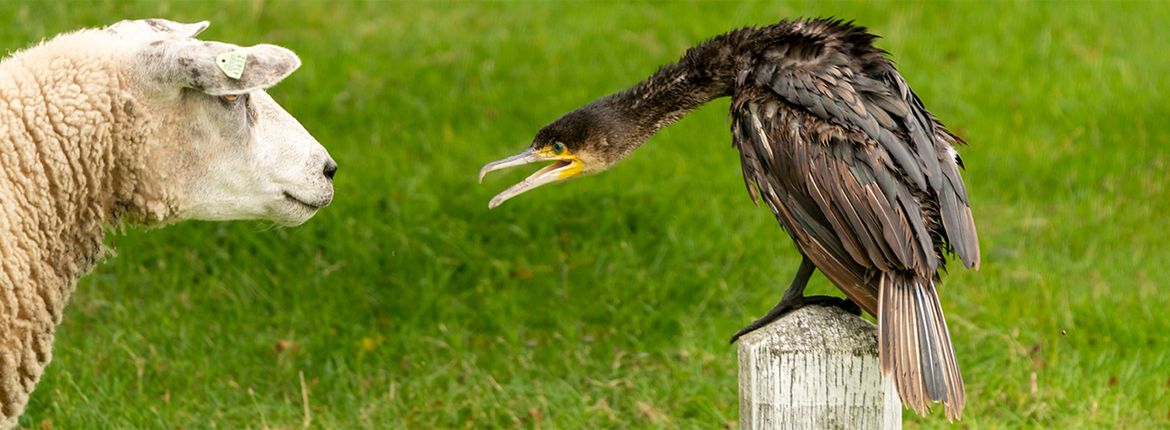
[148,19,210,38]
[148,41,301,95]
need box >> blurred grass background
[2,0,1168,428]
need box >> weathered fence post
[737,305,901,429]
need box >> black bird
[479,18,979,419]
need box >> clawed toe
[730,303,794,344]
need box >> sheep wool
[0,27,162,428]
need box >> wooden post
[738,305,901,430]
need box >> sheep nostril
[323,161,338,180]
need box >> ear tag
[215,50,247,79]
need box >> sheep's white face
[115,19,335,226]
[160,90,336,226]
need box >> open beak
[479,148,583,208]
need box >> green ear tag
[215,50,247,79]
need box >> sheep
[0,19,336,427]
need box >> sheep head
[113,19,336,226]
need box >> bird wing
[733,43,979,278]
[731,94,918,313]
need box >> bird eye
[220,94,240,103]
[552,142,566,155]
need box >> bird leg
[730,255,861,343]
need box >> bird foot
[729,295,860,344]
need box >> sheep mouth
[283,191,327,210]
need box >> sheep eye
[220,94,240,103]
[552,142,566,155]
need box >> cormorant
[479,18,980,420]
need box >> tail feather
[879,272,965,420]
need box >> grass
[3,0,1169,428]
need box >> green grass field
[3,1,1169,428]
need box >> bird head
[479,104,635,208]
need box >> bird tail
[878,272,965,420]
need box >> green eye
[552,142,566,154]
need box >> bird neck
[603,30,745,144]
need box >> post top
[736,305,877,354]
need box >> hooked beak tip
[487,196,505,209]
[479,150,534,184]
